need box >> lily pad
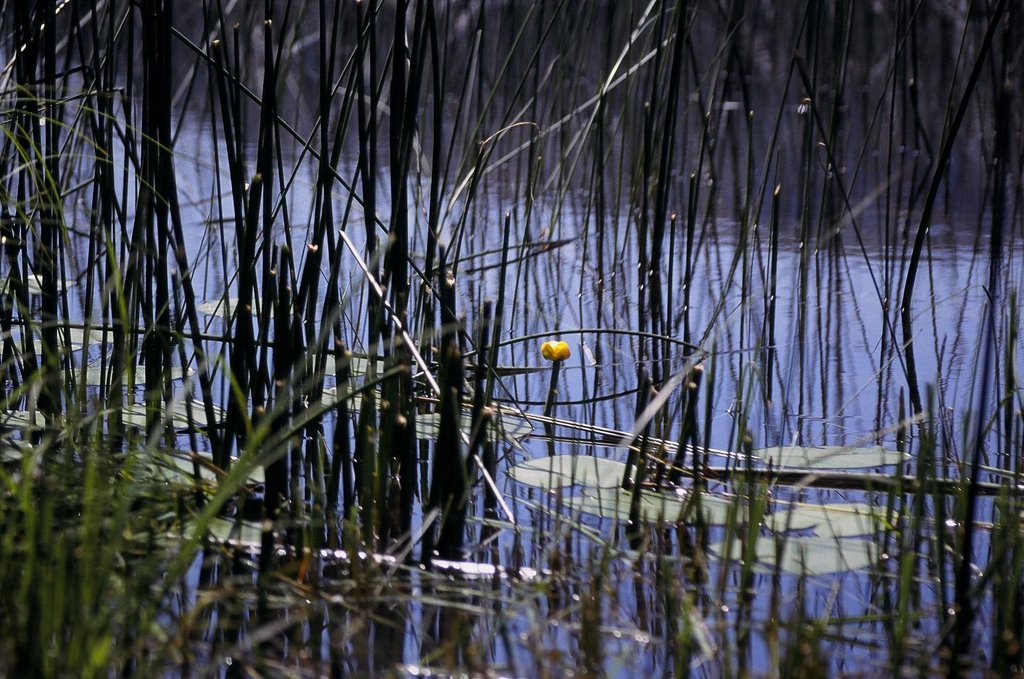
[514,455,881,536]
[196,297,240,317]
[783,502,883,539]
[563,488,689,522]
[508,454,628,489]
[69,363,194,387]
[121,399,224,430]
[142,450,264,487]
[564,487,827,532]
[708,534,877,576]
[416,409,533,447]
[0,411,39,430]
[1,274,77,297]
[1,328,84,356]
[324,390,533,446]
[199,517,265,548]
[322,354,372,378]
[756,445,907,470]
[0,438,32,463]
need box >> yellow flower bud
[540,340,570,362]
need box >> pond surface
[1,2,1022,676]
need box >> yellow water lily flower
[540,340,570,362]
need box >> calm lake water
[6,2,1021,676]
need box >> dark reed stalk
[71,0,110,411]
[422,257,466,564]
[666,364,703,487]
[648,0,688,377]
[408,10,445,522]
[284,274,308,559]
[327,343,353,548]
[353,359,380,545]
[139,0,180,441]
[0,209,21,392]
[350,2,387,543]
[209,32,259,466]
[899,0,1008,417]
[416,0,443,351]
[636,101,652,370]
[37,0,63,425]
[627,368,656,547]
[485,213,513,400]
[622,365,652,490]
[431,333,468,559]
[684,107,714,347]
[475,306,502,540]
[944,11,1011,671]
[296,0,341,415]
[468,301,492,491]
[155,92,225,457]
[355,0,381,350]
[6,0,56,425]
[992,300,1023,673]
[259,245,290,611]
[382,0,430,542]
[763,184,781,408]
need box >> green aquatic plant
[0,0,1019,676]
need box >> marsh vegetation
[0,1,1022,676]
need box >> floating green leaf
[196,297,239,317]
[508,454,628,489]
[0,438,31,463]
[417,409,533,447]
[121,399,224,430]
[1,274,77,297]
[563,487,827,532]
[563,488,688,522]
[69,364,194,387]
[325,390,533,446]
[709,535,877,576]
[0,411,39,430]
[322,354,371,378]
[202,518,265,547]
[513,455,882,536]
[756,445,907,469]
[141,450,264,488]
[2,328,82,356]
[783,502,884,539]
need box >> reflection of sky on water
[27,2,1020,672]
[116,110,1008,676]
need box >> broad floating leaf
[325,390,533,446]
[196,297,240,317]
[756,445,907,470]
[0,411,39,430]
[1,274,77,297]
[514,455,881,536]
[508,454,628,489]
[563,488,688,522]
[709,535,877,576]
[783,502,883,539]
[202,518,265,548]
[0,438,31,463]
[322,354,371,378]
[121,399,225,430]
[2,327,85,356]
[67,363,194,387]
[564,487,825,532]
[141,450,264,488]
[415,409,533,447]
